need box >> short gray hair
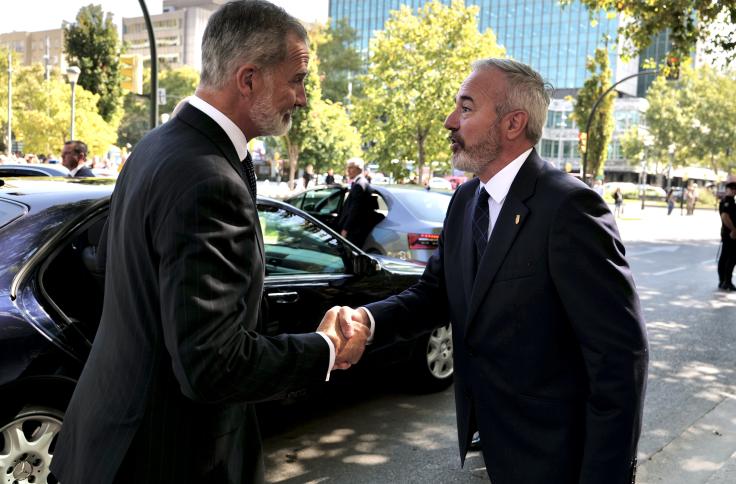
[200,0,308,89]
[471,58,551,144]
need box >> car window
[259,204,346,275]
[374,192,388,217]
[0,168,45,177]
[0,199,26,228]
[302,187,343,213]
[286,192,305,209]
[395,190,451,223]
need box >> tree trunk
[284,134,300,190]
[417,128,426,186]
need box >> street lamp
[66,66,81,140]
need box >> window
[540,139,559,159]
[259,205,345,275]
[301,187,343,214]
[0,199,26,229]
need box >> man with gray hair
[342,58,648,483]
[51,2,367,483]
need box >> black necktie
[242,152,257,202]
[473,187,490,269]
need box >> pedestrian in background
[666,188,675,215]
[324,168,335,185]
[686,183,698,215]
[61,140,95,178]
[718,181,736,291]
[613,187,624,217]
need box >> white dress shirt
[188,95,337,379]
[479,147,533,240]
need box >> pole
[6,51,11,157]
[581,69,656,185]
[138,0,158,129]
[70,81,77,140]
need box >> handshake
[317,306,371,370]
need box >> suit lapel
[466,150,544,325]
[176,103,265,264]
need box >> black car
[0,177,452,483]
[0,164,69,177]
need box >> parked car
[427,176,453,191]
[0,177,452,482]
[0,163,69,177]
[285,184,452,263]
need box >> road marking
[650,266,686,276]
[628,245,680,257]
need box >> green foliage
[353,0,504,184]
[570,47,615,179]
[316,18,364,103]
[11,64,118,156]
[64,4,123,122]
[0,47,22,152]
[619,125,652,168]
[274,44,361,186]
[643,65,736,174]
[118,65,199,148]
[569,0,736,63]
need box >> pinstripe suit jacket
[51,104,330,483]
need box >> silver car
[286,184,452,263]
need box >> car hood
[372,254,426,275]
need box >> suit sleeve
[154,174,330,404]
[548,187,648,484]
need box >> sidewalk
[638,394,736,483]
[609,202,721,243]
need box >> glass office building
[328,0,620,91]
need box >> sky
[0,0,329,34]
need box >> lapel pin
[515,214,520,225]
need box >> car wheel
[410,323,454,392]
[0,405,63,484]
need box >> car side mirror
[352,252,379,276]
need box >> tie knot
[478,187,489,203]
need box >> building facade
[0,28,66,72]
[122,0,224,70]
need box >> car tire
[0,405,63,484]
[409,323,454,392]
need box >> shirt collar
[188,95,249,161]
[481,147,533,203]
[69,164,84,176]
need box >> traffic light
[578,131,587,155]
[665,56,680,81]
[120,54,143,95]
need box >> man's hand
[334,307,370,370]
[317,306,350,355]
[730,229,736,240]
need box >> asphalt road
[260,204,736,483]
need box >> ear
[504,110,529,141]
[234,63,259,98]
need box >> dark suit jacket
[51,103,330,484]
[72,165,95,177]
[339,175,381,247]
[365,149,648,484]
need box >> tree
[353,0,504,185]
[569,0,736,62]
[12,64,118,156]
[272,52,361,187]
[64,4,123,122]
[316,18,364,103]
[0,47,22,153]
[570,47,615,179]
[118,65,200,148]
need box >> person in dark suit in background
[324,167,335,184]
[50,2,367,483]
[339,157,382,248]
[342,58,648,484]
[61,140,95,177]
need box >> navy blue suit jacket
[366,149,648,484]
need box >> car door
[287,186,346,230]
[258,201,369,338]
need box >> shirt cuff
[316,331,336,381]
[359,307,376,344]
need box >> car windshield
[0,199,26,229]
[394,190,451,222]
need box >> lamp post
[6,51,11,157]
[66,66,81,140]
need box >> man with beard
[342,59,648,484]
[50,2,368,483]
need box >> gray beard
[251,89,291,137]
[451,130,501,174]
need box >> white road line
[628,246,681,257]
[650,266,687,276]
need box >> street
[259,203,736,483]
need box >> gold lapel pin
[515,214,520,225]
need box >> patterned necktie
[242,152,257,202]
[473,187,490,269]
